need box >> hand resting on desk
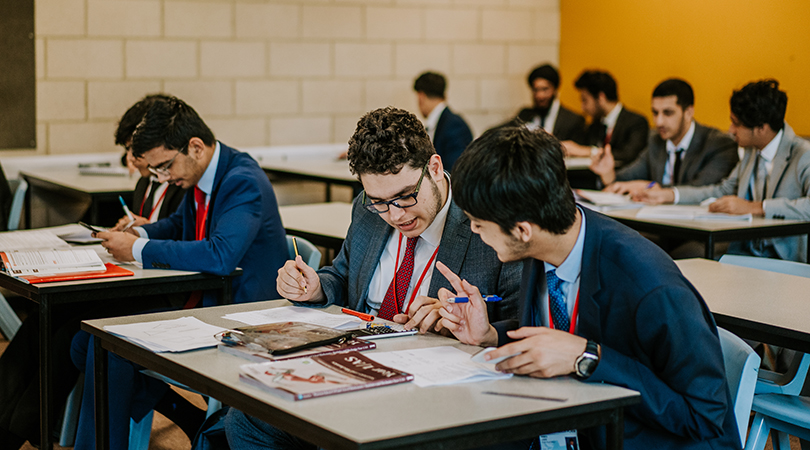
[708,196,764,216]
[393,295,446,334]
[276,256,325,302]
[96,230,138,262]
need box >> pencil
[291,237,307,294]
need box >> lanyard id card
[539,430,578,450]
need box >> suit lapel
[356,213,393,301]
[679,123,707,184]
[429,201,471,295]
[576,209,603,340]
[649,139,668,183]
[737,149,758,198]
[766,127,795,199]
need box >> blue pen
[646,181,656,189]
[447,295,502,303]
[118,195,135,222]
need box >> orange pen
[341,308,374,321]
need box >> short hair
[452,127,576,235]
[413,72,446,99]
[114,94,173,147]
[652,79,694,109]
[130,96,216,158]
[574,70,618,102]
[730,79,787,132]
[347,107,435,176]
[527,64,560,89]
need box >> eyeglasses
[147,147,184,177]
[362,163,429,214]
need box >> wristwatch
[575,340,600,379]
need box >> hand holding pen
[118,195,137,231]
[276,244,324,303]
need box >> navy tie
[546,269,569,331]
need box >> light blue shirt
[132,142,221,263]
[538,206,586,330]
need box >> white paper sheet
[0,229,71,251]
[104,317,227,352]
[223,305,363,329]
[637,205,753,221]
[366,346,511,387]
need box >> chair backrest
[718,327,761,447]
[719,254,810,279]
[7,178,27,231]
[286,235,322,270]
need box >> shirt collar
[196,141,221,195]
[759,128,783,163]
[544,206,586,284]
[601,102,623,130]
[424,102,446,133]
[666,120,696,154]
[418,172,452,248]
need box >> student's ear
[511,221,533,243]
[187,137,206,160]
[428,154,444,181]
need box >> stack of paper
[366,346,511,387]
[575,189,643,211]
[0,229,71,251]
[636,205,753,222]
[0,248,107,276]
[104,316,227,352]
[223,305,364,330]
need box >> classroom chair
[718,327,761,447]
[0,178,28,340]
[286,235,322,269]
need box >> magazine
[239,351,413,401]
[218,337,375,363]
[215,321,355,356]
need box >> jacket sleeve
[589,284,729,441]
[612,115,650,165]
[763,150,810,220]
[140,172,262,275]
[677,157,746,204]
[615,141,654,182]
[686,134,739,187]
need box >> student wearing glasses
[224,106,521,450]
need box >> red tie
[377,237,418,320]
[184,187,207,309]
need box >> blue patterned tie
[546,269,569,331]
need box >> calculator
[353,325,417,340]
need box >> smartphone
[78,221,102,233]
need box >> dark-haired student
[437,126,740,449]
[413,71,473,172]
[509,63,586,143]
[562,70,649,168]
[70,95,288,449]
[590,79,738,197]
[638,79,810,263]
[224,106,521,450]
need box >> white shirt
[365,175,452,315]
[142,176,170,223]
[662,121,696,186]
[526,98,561,135]
[424,102,446,142]
[759,128,783,176]
[601,102,623,134]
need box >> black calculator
[353,325,417,340]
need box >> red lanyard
[548,288,580,334]
[390,233,441,313]
[139,185,168,221]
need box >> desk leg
[325,182,332,202]
[39,296,53,450]
[705,236,715,259]
[94,337,109,450]
[221,276,234,305]
[605,407,624,450]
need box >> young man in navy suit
[438,126,740,449]
[413,71,474,172]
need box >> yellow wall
[559,0,810,136]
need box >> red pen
[341,308,374,321]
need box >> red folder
[23,263,134,284]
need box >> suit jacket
[678,123,810,262]
[433,107,474,172]
[311,194,521,323]
[514,104,587,143]
[132,177,186,221]
[586,107,650,167]
[141,143,288,304]
[616,122,738,186]
[496,209,740,450]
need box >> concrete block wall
[30,0,559,155]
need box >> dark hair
[452,126,576,235]
[413,72,446,99]
[730,79,787,132]
[574,70,618,102]
[527,64,560,89]
[130,96,216,158]
[347,107,435,176]
[652,78,694,109]
[114,94,173,147]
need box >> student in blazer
[414,72,474,172]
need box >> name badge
[539,430,578,450]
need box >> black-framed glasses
[147,146,185,177]
[362,163,429,214]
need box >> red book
[23,263,134,284]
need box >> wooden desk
[676,258,810,353]
[605,208,810,259]
[21,168,138,228]
[0,229,238,449]
[261,158,359,202]
[84,300,639,450]
[279,202,352,253]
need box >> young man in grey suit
[640,79,810,263]
[590,78,738,196]
[224,106,521,450]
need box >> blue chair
[717,327,761,447]
[286,235,322,269]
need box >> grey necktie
[753,154,768,202]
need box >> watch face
[577,354,598,377]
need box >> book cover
[239,351,413,401]
[218,337,375,363]
[216,321,355,355]
[0,248,107,277]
